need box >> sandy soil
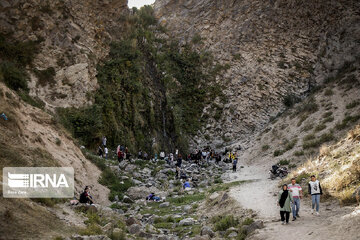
[225,159,360,240]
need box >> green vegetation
[278,159,290,165]
[212,215,239,231]
[261,145,269,151]
[0,33,46,108]
[324,89,333,96]
[99,168,134,201]
[283,94,300,107]
[274,149,284,157]
[303,132,334,149]
[56,6,226,153]
[273,139,297,157]
[208,180,246,193]
[335,115,360,130]
[294,150,304,157]
[346,101,359,109]
[168,193,205,206]
[314,123,326,132]
[34,67,56,86]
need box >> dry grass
[286,125,360,204]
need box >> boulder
[159,202,170,208]
[182,205,192,213]
[209,192,219,200]
[126,217,138,226]
[123,195,134,203]
[127,186,161,200]
[128,224,141,234]
[201,226,215,238]
[228,232,237,238]
[242,220,264,234]
[179,218,195,226]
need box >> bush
[99,169,134,201]
[304,134,315,141]
[346,101,359,109]
[262,145,270,151]
[294,150,304,156]
[274,149,284,157]
[191,33,202,44]
[212,215,239,231]
[0,61,29,91]
[314,123,326,132]
[34,67,56,86]
[324,89,333,96]
[242,217,254,225]
[278,159,290,165]
[335,115,360,130]
[283,94,300,107]
[284,139,297,151]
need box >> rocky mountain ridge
[154,0,360,150]
[0,0,128,110]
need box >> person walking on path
[232,158,238,172]
[308,175,322,215]
[278,184,293,225]
[288,178,303,221]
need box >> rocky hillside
[0,0,128,109]
[154,0,360,150]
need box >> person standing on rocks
[232,158,238,172]
[278,184,293,225]
[308,175,322,215]
[288,178,303,221]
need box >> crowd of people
[83,135,326,228]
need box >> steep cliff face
[0,0,128,110]
[154,0,360,150]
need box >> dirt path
[223,160,360,240]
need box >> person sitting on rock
[146,193,160,202]
[79,186,94,205]
[183,179,192,190]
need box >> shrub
[242,218,254,225]
[302,123,313,132]
[55,138,61,146]
[304,134,315,141]
[335,115,360,130]
[294,150,304,156]
[284,139,297,151]
[212,215,239,231]
[346,101,359,109]
[273,149,284,157]
[262,145,270,151]
[34,67,56,86]
[296,98,318,115]
[288,164,297,169]
[283,94,300,107]
[324,89,333,96]
[99,169,134,201]
[295,172,311,183]
[278,159,290,165]
[314,123,326,132]
[0,61,29,91]
[191,33,202,44]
